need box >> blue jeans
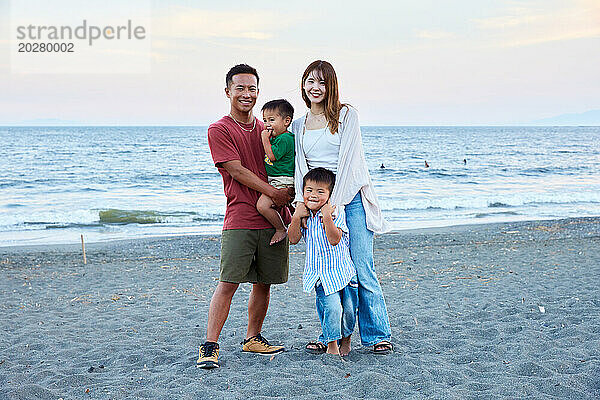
[316,278,358,344]
[345,192,392,346]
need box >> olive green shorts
[219,229,289,284]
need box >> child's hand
[321,202,336,219]
[261,128,272,140]
[293,202,310,219]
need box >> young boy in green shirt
[257,99,295,245]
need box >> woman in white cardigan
[292,60,393,354]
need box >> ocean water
[1,126,599,246]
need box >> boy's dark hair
[262,99,294,120]
[226,64,259,88]
[303,167,335,193]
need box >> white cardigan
[292,106,390,234]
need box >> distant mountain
[531,110,600,126]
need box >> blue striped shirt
[302,207,356,296]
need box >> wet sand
[1,217,599,399]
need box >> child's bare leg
[326,340,340,355]
[339,336,351,356]
[257,194,287,245]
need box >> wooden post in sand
[81,234,87,264]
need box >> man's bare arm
[221,160,291,206]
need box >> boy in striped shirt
[288,168,358,356]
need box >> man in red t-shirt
[197,64,293,369]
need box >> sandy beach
[1,217,599,399]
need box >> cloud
[415,30,456,40]
[474,12,542,29]
[473,0,600,47]
[152,7,290,41]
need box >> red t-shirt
[208,115,275,230]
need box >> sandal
[305,341,327,354]
[373,340,394,355]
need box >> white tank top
[303,126,340,173]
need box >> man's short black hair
[226,64,259,88]
[303,167,335,193]
[262,99,294,120]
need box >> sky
[0,0,599,125]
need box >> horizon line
[1,124,599,128]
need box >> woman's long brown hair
[301,60,344,134]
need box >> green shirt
[265,130,295,177]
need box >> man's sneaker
[242,333,284,355]
[196,342,219,369]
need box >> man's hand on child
[271,187,292,207]
[287,186,295,199]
